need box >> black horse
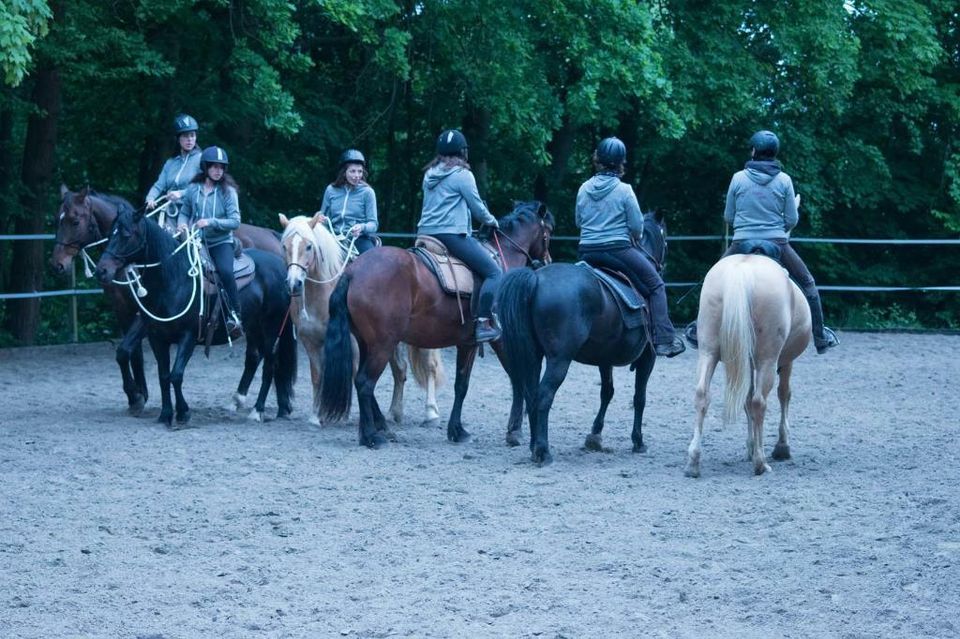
[95,204,296,427]
[497,211,668,464]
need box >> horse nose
[288,278,303,296]
[51,260,65,274]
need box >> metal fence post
[70,263,78,343]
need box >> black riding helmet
[339,148,366,167]
[174,114,198,135]
[750,130,780,159]
[200,146,229,171]
[436,129,468,156]
[596,137,627,168]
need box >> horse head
[96,204,147,285]
[278,212,346,297]
[51,185,99,274]
[494,200,555,268]
[639,210,667,274]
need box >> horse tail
[498,268,542,406]
[320,273,355,421]
[409,347,445,389]
[720,264,755,424]
[275,309,298,402]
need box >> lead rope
[79,197,172,278]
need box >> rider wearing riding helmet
[177,146,243,339]
[146,114,202,226]
[720,130,838,354]
[417,129,502,343]
[316,149,379,254]
[576,137,685,358]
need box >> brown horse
[321,201,553,448]
[684,254,812,477]
[51,185,284,415]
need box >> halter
[283,225,355,321]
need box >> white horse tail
[720,264,755,424]
[409,346,445,389]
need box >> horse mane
[281,216,346,281]
[497,200,555,234]
[85,189,135,211]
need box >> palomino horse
[496,211,667,465]
[95,204,297,427]
[321,201,553,448]
[278,213,443,426]
[52,185,285,415]
[684,254,812,477]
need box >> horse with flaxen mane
[52,185,286,415]
[683,253,811,477]
[320,201,553,448]
[279,213,444,427]
[95,203,296,427]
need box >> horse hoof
[532,450,553,466]
[583,434,604,452]
[390,413,403,425]
[505,431,521,447]
[247,409,264,423]
[754,463,772,476]
[128,395,146,417]
[683,464,701,478]
[772,444,791,460]
[632,443,648,454]
[380,428,399,443]
[447,428,471,443]
[361,432,388,449]
[232,392,247,411]
[158,413,173,427]
[176,411,191,425]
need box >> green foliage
[0,0,51,86]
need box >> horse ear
[652,208,664,223]
[308,213,321,229]
[279,213,290,229]
[131,204,144,222]
[537,201,548,218]
[60,184,70,198]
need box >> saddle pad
[412,235,475,297]
[200,248,256,295]
[575,261,648,330]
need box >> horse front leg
[491,341,524,447]
[530,356,572,466]
[250,339,276,423]
[387,344,407,425]
[772,361,794,461]
[169,333,197,428]
[150,335,174,428]
[117,316,148,416]
[232,343,261,412]
[630,345,656,453]
[447,345,478,443]
[584,365,614,452]
[685,352,719,478]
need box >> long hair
[332,163,370,188]
[190,169,240,194]
[592,153,625,177]
[422,154,470,172]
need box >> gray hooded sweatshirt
[576,174,644,247]
[417,165,496,235]
[146,149,202,202]
[177,182,240,248]
[723,164,799,240]
[320,182,378,236]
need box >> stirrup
[474,317,501,344]
[226,311,244,339]
[815,327,839,354]
[655,336,686,358]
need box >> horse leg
[118,318,147,415]
[584,365,614,452]
[232,343,261,412]
[305,336,323,426]
[150,336,174,428]
[447,345,478,443]
[249,338,276,423]
[772,361,794,461]
[531,356,572,466]
[685,352,719,478]
[355,346,392,449]
[424,350,441,427]
[370,396,399,442]
[169,334,197,427]
[748,363,777,475]
[387,344,407,425]
[631,344,656,453]
[505,380,525,448]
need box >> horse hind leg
[772,361,794,461]
[631,345,656,454]
[747,363,777,475]
[408,346,442,428]
[584,365,614,453]
[531,356,573,466]
[387,344,407,425]
[355,346,393,449]
[685,352,719,478]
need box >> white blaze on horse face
[286,234,307,289]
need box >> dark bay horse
[94,204,296,427]
[52,185,285,415]
[496,211,668,465]
[321,201,554,448]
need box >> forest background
[0,0,957,345]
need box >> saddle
[729,239,782,262]
[197,245,256,349]
[411,235,482,297]
[575,262,648,330]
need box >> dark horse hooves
[505,430,522,448]
[583,434,613,453]
[632,443,648,454]
[447,426,472,444]
[360,431,389,449]
[772,443,791,460]
[531,448,553,466]
[128,394,146,417]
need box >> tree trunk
[0,92,15,291]
[535,112,576,208]
[463,106,491,197]
[5,5,63,344]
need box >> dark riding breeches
[578,243,676,344]
[431,233,501,318]
[353,235,377,254]
[209,241,241,316]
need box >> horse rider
[417,129,502,343]
[576,137,686,358]
[704,130,839,354]
[176,146,244,339]
[316,149,380,254]
[145,113,202,227]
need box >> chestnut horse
[684,254,812,477]
[321,201,553,448]
[278,213,443,427]
[52,185,284,415]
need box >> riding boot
[806,293,839,354]
[648,286,685,357]
[474,279,501,343]
[225,306,244,340]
